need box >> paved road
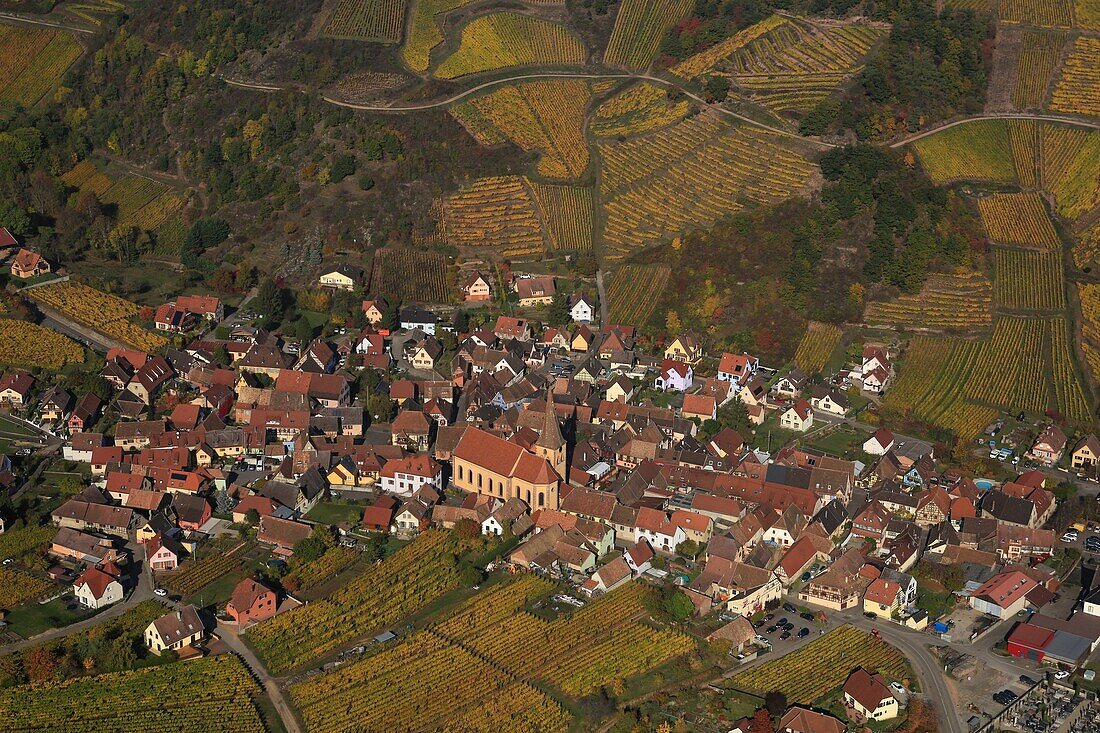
[215,624,303,733]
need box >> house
[1028,424,1067,466]
[408,338,443,371]
[570,293,595,323]
[461,271,492,302]
[968,571,1039,619]
[860,346,893,393]
[391,409,433,452]
[654,359,693,392]
[379,454,442,497]
[482,497,530,537]
[863,428,895,456]
[145,605,206,655]
[147,535,182,571]
[605,376,634,404]
[175,295,223,321]
[258,516,313,556]
[570,326,594,353]
[863,577,901,619]
[772,368,808,399]
[362,297,388,326]
[809,386,850,416]
[705,616,756,654]
[843,669,898,722]
[11,248,50,278]
[52,499,134,537]
[516,276,555,306]
[581,556,633,596]
[0,372,34,406]
[153,302,195,333]
[685,556,782,616]
[74,563,124,609]
[717,353,758,384]
[664,334,702,364]
[777,707,845,733]
[681,393,716,422]
[780,400,814,432]
[1072,435,1100,471]
[38,387,73,422]
[0,227,17,250]
[400,307,439,335]
[493,316,530,342]
[362,496,399,532]
[225,578,278,625]
[318,264,362,291]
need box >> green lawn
[751,414,800,452]
[0,414,38,438]
[305,501,365,526]
[5,594,96,638]
[807,426,869,457]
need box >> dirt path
[215,624,303,733]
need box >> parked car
[765,625,779,634]
[890,682,906,696]
[1019,675,1036,685]
[1054,670,1071,680]
[777,617,788,626]
[783,603,797,613]
[800,612,816,621]
[154,588,167,597]
[797,627,810,638]
[779,630,791,640]
[1062,531,1079,542]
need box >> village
[1,250,1100,733]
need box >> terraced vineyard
[993,248,1065,310]
[62,162,184,240]
[435,13,585,79]
[671,14,787,79]
[401,0,477,72]
[368,247,450,303]
[324,0,406,42]
[463,80,591,179]
[912,120,1017,185]
[591,81,692,138]
[0,24,83,109]
[1012,30,1064,109]
[598,113,816,259]
[978,193,1060,249]
[885,337,997,439]
[440,176,546,256]
[1049,315,1093,420]
[794,321,842,374]
[603,0,692,70]
[29,281,167,351]
[863,272,993,329]
[1041,124,1100,220]
[1079,0,1100,30]
[1050,37,1100,118]
[528,183,593,250]
[1000,0,1074,27]
[284,546,361,592]
[606,265,671,325]
[159,543,249,596]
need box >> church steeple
[534,388,567,478]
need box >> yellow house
[1072,434,1100,470]
[664,334,702,364]
[318,264,362,291]
[362,298,387,325]
[862,577,901,619]
[843,669,899,721]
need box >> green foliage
[330,154,357,182]
[662,587,694,621]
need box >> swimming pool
[975,479,995,490]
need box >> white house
[716,353,758,384]
[634,507,687,553]
[780,399,814,432]
[810,386,850,416]
[863,428,895,456]
[380,455,442,498]
[570,294,595,324]
[1084,587,1100,617]
[399,307,438,335]
[654,359,693,392]
[73,564,123,609]
[843,669,899,722]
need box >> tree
[255,278,284,323]
[547,293,570,326]
[704,75,730,103]
[458,562,482,586]
[292,535,327,563]
[764,691,787,716]
[245,508,260,525]
[662,588,694,621]
[24,648,58,682]
[676,539,700,560]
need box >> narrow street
[214,625,303,733]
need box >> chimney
[176,611,181,620]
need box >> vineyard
[1049,316,1093,420]
[884,337,997,439]
[731,626,907,703]
[606,265,671,325]
[0,655,266,732]
[603,0,692,70]
[1079,0,1100,30]
[528,183,593,250]
[290,630,571,733]
[794,321,843,374]
[434,13,585,79]
[0,524,52,562]
[863,271,992,329]
[992,248,1065,310]
[440,176,546,256]
[1076,221,1100,269]
[0,24,83,109]
[1050,37,1100,117]
[159,542,249,597]
[1012,30,1063,109]
[671,14,787,79]
[722,17,886,116]
[598,113,816,259]
[0,320,85,369]
[978,193,1061,249]
[463,80,591,179]
[1080,283,1100,379]
[911,120,1017,185]
[247,531,462,675]
[284,545,360,592]
[591,82,691,138]
[1011,119,1040,187]
[62,162,184,237]
[29,281,167,351]
[0,567,52,608]
[1000,0,1074,27]
[324,0,406,42]
[368,247,450,303]
[1041,124,1100,221]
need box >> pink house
[147,535,181,571]
[654,359,693,392]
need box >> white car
[1054,670,1071,680]
[1062,532,1079,543]
[890,682,906,696]
[154,588,168,597]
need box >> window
[538,492,544,507]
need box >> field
[400,0,476,72]
[671,14,787,79]
[464,80,591,179]
[1012,30,1063,109]
[1011,119,1040,187]
[1050,37,1100,117]
[603,0,692,70]
[723,17,886,116]
[29,281,167,351]
[863,271,992,329]
[591,82,691,138]
[884,336,998,439]
[911,120,1017,185]
[0,567,52,608]
[598,113,816,259]
[528,183,593,250]
[1076,221,1100,269]
[978,193,1061,248]
[606,264,671,325]
[324,0,406,42]
[247,531,461,675]
[434,13,585,79]
[0,524,53,562]
[992,248,1065,310]
[283,545,361,592]
[62,162,184,240]
[1000,0,1074,27]
[0,655,266,732]
[440,176,546,256]
[1079,0,1100,29]
[0,24,83,109]
[368,247,450,303]
[0,320,85,369]
[1041,124,1100,220]
[159,542,249,597]
[1048,315,1093,420]
[61,0,125,26]
[794,321,843,374]
[730,626,908,704]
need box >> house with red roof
[362,496,400,532]
[863,428,895,456]
[654,359,693,392]
[863,577,902,619]
[843,668,898,721]
[780,399,814,432]
[226,578,278,625]
[380,454,442,497]
[0,372,34,407]
[968,570,1039,618]
[681,393,716,422]
[11,248,50,278]
[74,562,123,609]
